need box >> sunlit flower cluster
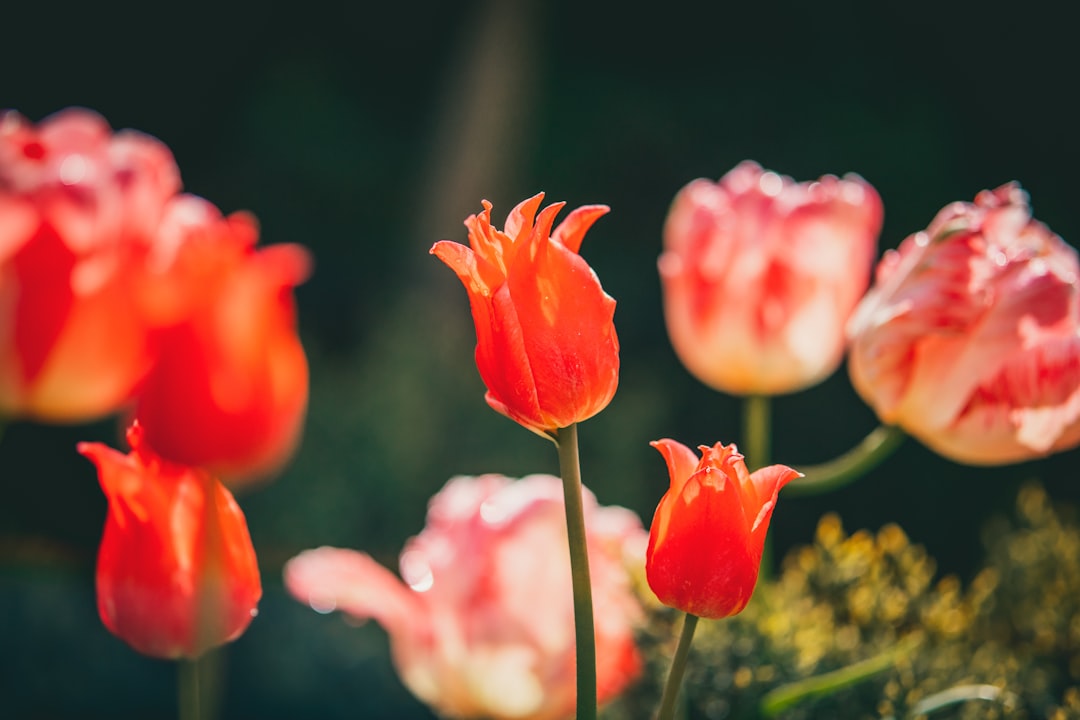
[4,102,1079,720]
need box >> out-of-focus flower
[77,422,261,659]
[847,183,1080,465]
[0,108,180,420]
[646,439,800,619]
[659,161,882,395]
[133,195,311,483]
[430,194,619,436]
[285,474,645,720]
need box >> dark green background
[2,0,1078,717]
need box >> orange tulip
[659,161,882,395]
[848,183,1080,465]
[431,193,619,435]
[0,109,179,421]
[133,195,311,483]
[646,439,800,619]
[77,422,262,659]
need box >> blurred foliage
[2,0,1080,715]
[609,482,1080,719]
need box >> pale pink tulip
[285,474,645,720]
[660,161,883,395]
[847,183,1080,465]
[0,108,180,421]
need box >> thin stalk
[907,684,1016,717]
[742,395,774,577]
[554,423,596,720]
[741,395,771,471]
[785,425,905,497]
[178,658,201,720]
[656,613,699,720]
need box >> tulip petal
[650,438,701,497]
[747,464,803,537]
[505,228,618,429]
[552,204,609,255]
[284,546,426,642]
[503,192,544,240]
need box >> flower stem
[784,424,906,496]
[178,658,201,720]
[555,423,596,720]
[656,613,699,720]
[742,395,775,577]
[741,395,771,470]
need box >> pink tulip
[0,108,180,420]
[847,183,1080,465]
[659,161,883,395]
[284,474,645,720]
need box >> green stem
[742,395,774,577]
[656,613,699,720]
[785,425,906,497]
[741,395,771,470]
[760,634,920,717]
[554,423,596,720]
[178,658,201,720]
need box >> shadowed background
[2,0,1078,717]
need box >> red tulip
[646,439,800,619]
[431,193,619,435]
[133,195,311,483]
[659,161,882,395]
[0,108,179,420]
[848,183,1080,465]
[77,422,262,659]
[285,474,645,720]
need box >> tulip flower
[847,183,1080,465]
[77,422,262,659]
[133,195,311,483]
[285,474,645,720]
[646,439,800,619]
[659,161,883,395]
[0,108,180,421]
[431,193,619,436]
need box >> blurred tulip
[285,474,645,720]
[848,183,1080,465]
[0,108,180,420]
[659,161,883,395]
[646,439,800,619]
[431,194,619,436]
[133,195,311,483]
[77,422,261,659]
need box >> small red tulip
[134,195,311,483]
[645,439,800,619]
[431,193,619,435]
[77,422,262,659]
